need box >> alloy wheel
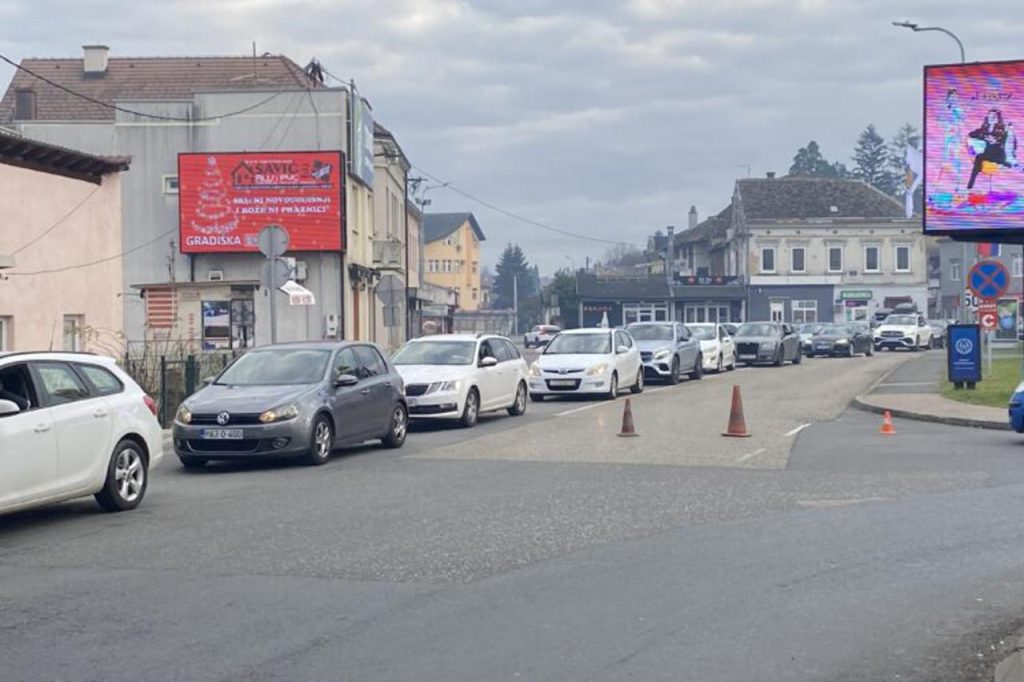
[114,447,145,504]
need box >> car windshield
[885,315,917,326]
[737,323,779,337]
[688,325,716,340]
[545,333,611,354]
[818,325,850,335]
[626,324,674,341]
[215,349,331,386]
[392,341,476,366]
[799,324,822,334]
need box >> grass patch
[941,357,1024,408]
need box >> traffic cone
[722,385,751,438]
[880,410,895,435]
[617,398,639,437]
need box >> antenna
[252,41,257,88]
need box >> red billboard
[178,151,345,253]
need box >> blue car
[1009,383,1024,432]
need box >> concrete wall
[0,165,124,353]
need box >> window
[828,246,843,273]
[353,346,387,378]
[472,262,478,274]
[895,245,911,273]
[761,247,776,273]
[1014,254,1023,278]
[162,175,179,195]
[230,299,255,349]
[951,258,962,281]
[76,364,124,396]
[472,288,478,300]
[479,340,499,362]
[35,363,91,406]
[864,245,880,273]
[492,340,513,362]
[14,88,36,120]
[791,247,806,273]
[333,348,359,378]
[792,300,817,324]
[501,339,521,360]
[0,316,10,351]
[623,303,669,324]
[62,315,83,351]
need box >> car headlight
[429,380,461,393]
[176,404,192,424]
[529,363,542,377]
[259,404,300,423]
[835,339,849,345]
[586,363,609,376]
[653,349,671,360]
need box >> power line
[410,165,632,246]
[5,228,176,276]
[0,54,288,122]
[12,185,101,255]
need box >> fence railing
[122,345,239,427]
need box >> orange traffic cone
[617,398,639,437]
[722,385,751,438]
[880,410,895,435]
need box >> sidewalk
[853,352,1010,430]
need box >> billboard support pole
[269,257,278,345]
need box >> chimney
[688,205,698,229]
[766,171,776,179]
[83,45,109,76]
[665,225,675,284]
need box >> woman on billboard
[966,108,1009,190]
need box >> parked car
[808,323,874,357]
[687,323,737,373]
[797,323,825,354]
[523,325,561,349]
[929,320,948,348]
[1009,380,1024,432]
[893,302,919,314]
[392,334,528,427]
[529,328,643,400]
[0,352,164,515]
[627,322,702,384]
[871,308,893,329]
[173,342,407,468]
[721,323,740,336]
[732,322,802,366]
[872,314,933,351]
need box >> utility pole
[513,275,519,336]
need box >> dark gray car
[733,322,802,366]
[172,342,407,468]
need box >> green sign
[840,290,872,301]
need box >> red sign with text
[178,151,345,253]
[979,301,998,330]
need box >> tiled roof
[423,213,486,243]
[676,205,732,244]
[0,55,312,123]
[576,273,671,300]
[0,128,130,183]
[736,177,905,220]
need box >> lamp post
[892,20,970,322]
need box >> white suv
[873,313,933,351]
[392,334,530,427]
[0,352,164,515]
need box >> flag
[976,243,1001,257]
[904,147,923,219]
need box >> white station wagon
[0,352,164,515]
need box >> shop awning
[279,280,315,306]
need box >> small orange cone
[722,385,751,438]
[880,410,895,435]
[617,398,639,437]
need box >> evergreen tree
[887,123,921,194]
[545,268,580,328]
[492,243,540,331]
[852,124,899,195]
[789,140,848,178]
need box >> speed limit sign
[963,288,980,311]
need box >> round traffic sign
[968,260,1010,300]
[257,225,290,258]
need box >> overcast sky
[2,0,1023,273]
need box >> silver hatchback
[172,342,407,468]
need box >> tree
[788,140,849,178]
[492,243,540,330]
[600,244,647,268]
[544,268,580,328]
[888,122,921,193]
[852,124,899,195]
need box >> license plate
[549,379,576,387]
[201,428,244,440]
[739,354,756,360]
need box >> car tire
[530,393,545,403]
[305,415,334,466]
[668,358,680,385]
[690,355,704,380]
[508,382,528,416]
[95,439,149,512]
[774,349,784,367]
[728,355,737,371]
[460,388,480,427]
[604,372,619,400]
[793,348,802,364]
[179,456,208,470]
[716,353,723,373]
[630,367,644,394]
[846,344,855,358]
[381,403,408,449]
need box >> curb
[850,395,1010,431]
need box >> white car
[528,328,643,401]
[873,313,933,351]
[687,323,737,372]
[0,352,164,515]
[524,325,561,349]
[392,334,529,427]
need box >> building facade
[422,213,486,311]
[371,123,411,351]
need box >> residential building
[672,206,745,322]
[0,130,130,352]
[371,122,411,351]
[0,46,380,350]
[422,213,486,311]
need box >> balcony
[372,239,404,271]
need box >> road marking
[785,423,812,437]
[796,497,886,508]
[877,381,937,387]
[736,448,765,463]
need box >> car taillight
[144,395,158,417]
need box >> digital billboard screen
[924,60,1024,235]
[178,151,345,253]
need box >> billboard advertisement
[924,60,1024,235]
[350,96,375,187]
[178,151,345,253]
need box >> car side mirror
[479,356,499,368]
[202,376,216,386]
[0,399,21,417]
[333,373,359,387]
[616,345,630,354]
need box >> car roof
[408,334,482,342]
[0,351,117,365]
[249,340,363,351]
[560,327,613,335]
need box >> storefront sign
[840,290,873,300]
[947,324,982,384]
[675,275,740,286]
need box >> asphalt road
[3,349,1024,681]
